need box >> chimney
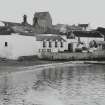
[22,14,28,25]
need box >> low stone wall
[39,50,105,60]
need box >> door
[68,43,73,52]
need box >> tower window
[5,42,8,47]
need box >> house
[52,24,83,35]
[89,40,105,50]
[0,33,40,59]
[78,24,90,31]
[53,24,68,34]
[33,12,52,33]
[72,31,104,48]
[60,30,104,52]
[1,15,36,34]
[0,31,67,60]
[96,27,105,41]
[36,34,67,53]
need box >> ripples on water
[0,64,105,105]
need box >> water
[0,64,105,105]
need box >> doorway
[68,43,73,52]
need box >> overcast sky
[0,0,105,28]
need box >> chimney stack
[22,14,28,25]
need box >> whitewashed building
[67,31,104,48]
[36,34,67,53]
[0,33,40,59]
[0,33,66,60]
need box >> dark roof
[34,12,50,19]
[78,24,89,27]
[0,26,14,35]
[96,27,105,36]
[36,34,66,41]
[1,21,32,27]
[1,21,22,26]
[11,25,35,33]
[73,31,103,38]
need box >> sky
[0,0,105,28]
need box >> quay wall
[39,50,105,60]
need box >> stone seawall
[39,50,105,60]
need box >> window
[5,42,8,47]
[60,42,63,48]
[43,41,46,48]
[49,41,52,48]
[47,49,51,52]
[55,41,58,48]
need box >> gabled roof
[96,27,105,36]
[36,34,66,41]
[1,21,32,27]
[1,21,22,26]
[73,31,103,38]
[0,21,37,35]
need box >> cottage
[62,31,104,52]
[0,30,67,60]
[0,33,40,59]
[72,31,104,48]
[89,40,105,50]
[36,34,67,53]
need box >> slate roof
[78,24,89,27]
[1,21,22,26]
[0,26,14,35]
[96,27,105,36]
[34,12,50,19]
[36,34,66,41]
[73,31,103,38]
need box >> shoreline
[0,60,105,75]
[0,61,90,75]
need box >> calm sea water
[0,64,105,105]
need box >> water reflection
[0,64,105,105]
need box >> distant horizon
[0,0,105,28]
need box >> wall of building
[77,37,104,47]
[40,50,105,60]
[11,34,41,59]
[0,35,13,59]
[0,34,41,59]
[38,40,67,53]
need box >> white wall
[11,34,41,59]
[38,40,67,52]
[0,34,41,59]
[79,37,104,47]
[0,35,13,59]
